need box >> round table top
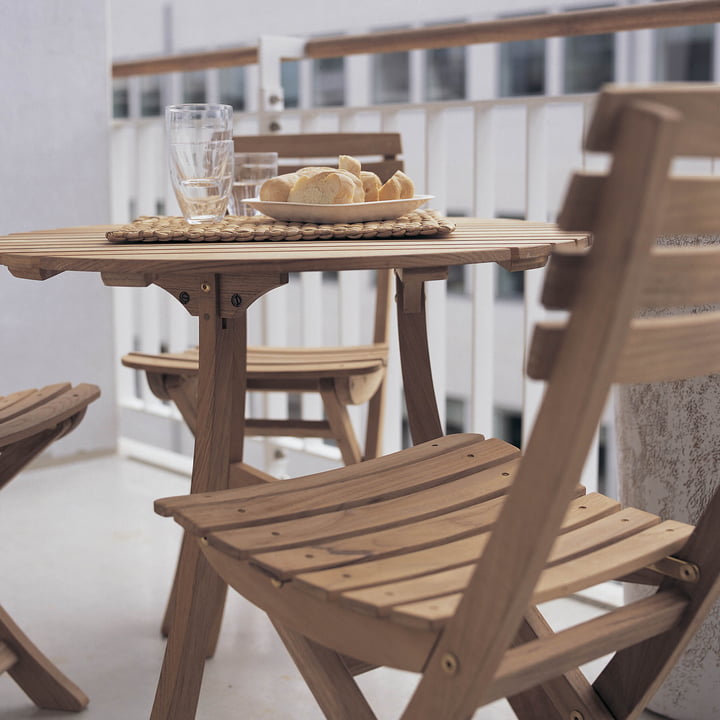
[0,218,589,283]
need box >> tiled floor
[0,454,665,719]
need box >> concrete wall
[0,0,117,459]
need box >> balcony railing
[111,1,720,493]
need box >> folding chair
[122,132,402,466]
[0,382,100,711]
[154,84,720,719]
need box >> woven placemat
[106,210,455,243]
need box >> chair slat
[0,383,100,447]
[529,311,720,383]
[337,509,665,619]
[543,246,720,311]
[290,494,616,597]
[207,449,519,558]
[258,488,611,583]
[155,434,486,517]
[0,383,71,424]
[234,133,403,159]
[586,84,720,157]
[389,520,693,631]
[559,173,720,236]
[174,437,518,535]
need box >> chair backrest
[232,131,403,351]
[413,83,720,714]
[233,132,404,183]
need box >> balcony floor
[0,454,662,719]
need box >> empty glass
[229,152,279,216]
[166,104,234,224]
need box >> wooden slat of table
[0,219,590,281]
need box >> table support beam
[395,271,444,444]
[151,275,247,720]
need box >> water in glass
[230,152,278,216]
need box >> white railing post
[523,102,549,448]
[525,100,599,492]
[257,35,307,473]
[425,108,448,433]
[471,103,497,436]
[257,35,306,134]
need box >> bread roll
[393,170,415,199]
[297,166,335,177]
[288,170,359,204]
[378,175,402,201]
[297,166,363,201]
[342,169,365,202]
[360,171,381,202]
[339,154,362,177]
[259,172,299,202]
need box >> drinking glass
[229,152,279,216]
[166,104,234,224]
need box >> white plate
[245,195,433,224]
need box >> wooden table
[0,217,590,718]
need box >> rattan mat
[106,210,455,243]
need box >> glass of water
[166,104,234,224]
[229,152,279,216]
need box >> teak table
[0,217,590,718]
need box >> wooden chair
[122,132,402,467]
[153,84,720,720]
[0,381,100,711]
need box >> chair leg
[319,380,362,465]
[271,619,378,720]
[363,380,386,460]
[0,604,88,712]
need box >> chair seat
[157,433,693,669]
[0,382,99,711]
[124,344,387,389]
[0,382,99,447]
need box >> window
[140,75,163,117]
[499,38,545,96]
[426,46,466,101]
[219,66,245,110]
[313,57,345,107]
[372,51,410,104]
[282,61,300,109]
[495,409,522,447]
[446,397,467,435]
[564,32,614,93]
[447,265,467,295]
[496,267,524,300]
[113,79,129,118]
[655,24,714,81]
[182,71,206,104]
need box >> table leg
[151,278,247,720]
[395,272,443,444]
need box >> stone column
[615,234,720,720]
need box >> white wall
[0,0,117,459]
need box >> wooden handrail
[112,0,720,78]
